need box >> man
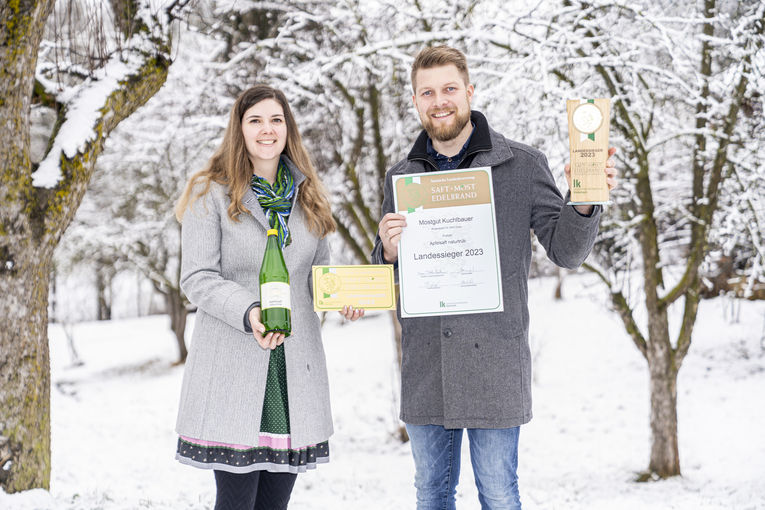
[370,46,617,509]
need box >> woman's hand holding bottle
[249,306,285,350]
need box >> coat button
[443,328,452,338]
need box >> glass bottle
[259,228,291,336]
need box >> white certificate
[392,167,503,317]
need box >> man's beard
[421,106,471,143]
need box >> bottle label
[261,282,291,310]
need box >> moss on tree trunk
[0,266,52,491]
[0,0,185,492]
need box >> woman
[174,85,362,509]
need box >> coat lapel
[243,191,271,231]
[471,129,514,168]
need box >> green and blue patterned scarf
[251,159,295,247]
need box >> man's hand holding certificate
[381,167,504,318]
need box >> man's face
[412,64,474,142]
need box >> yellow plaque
[312,265,396,311]
[566,98,611,205]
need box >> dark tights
[213,470,298,510]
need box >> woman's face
[241,98,288,169]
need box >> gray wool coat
[175,157,332,448]
[371,115,601,429]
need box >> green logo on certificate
[399,178,425,212]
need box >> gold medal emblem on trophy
[566,98,611,205]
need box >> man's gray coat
[371,112,601,429]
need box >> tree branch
[333,212,370,264]
[568,2,664,314]
[332,78,379,242]
[660,4,758,309]
[583,262,647,358]
[40,51,173,246]
[612,290,648,359]
[368,79,388,194]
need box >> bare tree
[0,0,189,492]
[535,0,765,478]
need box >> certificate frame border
[393,167,504,318]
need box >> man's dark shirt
[425,123,474,170]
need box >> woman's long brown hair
[175,85,336,238]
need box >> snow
[1,275,764,509]
[32,55,136,188]
[30,0,188,190]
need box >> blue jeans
[406,424,521,510]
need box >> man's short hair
[411,45,470,93]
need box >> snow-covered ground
[2,275,764,509]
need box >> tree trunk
[166,289,188,364]
[0,0,56,492]
[0,263,52,491]
[49,266,57,322]
[389,308,408,443]
[643,314,681,479]
[96,266,112,321]
[390,309,402,368]
[647,363,680,478]
[1,0,184,491]
[554,267,564,300]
